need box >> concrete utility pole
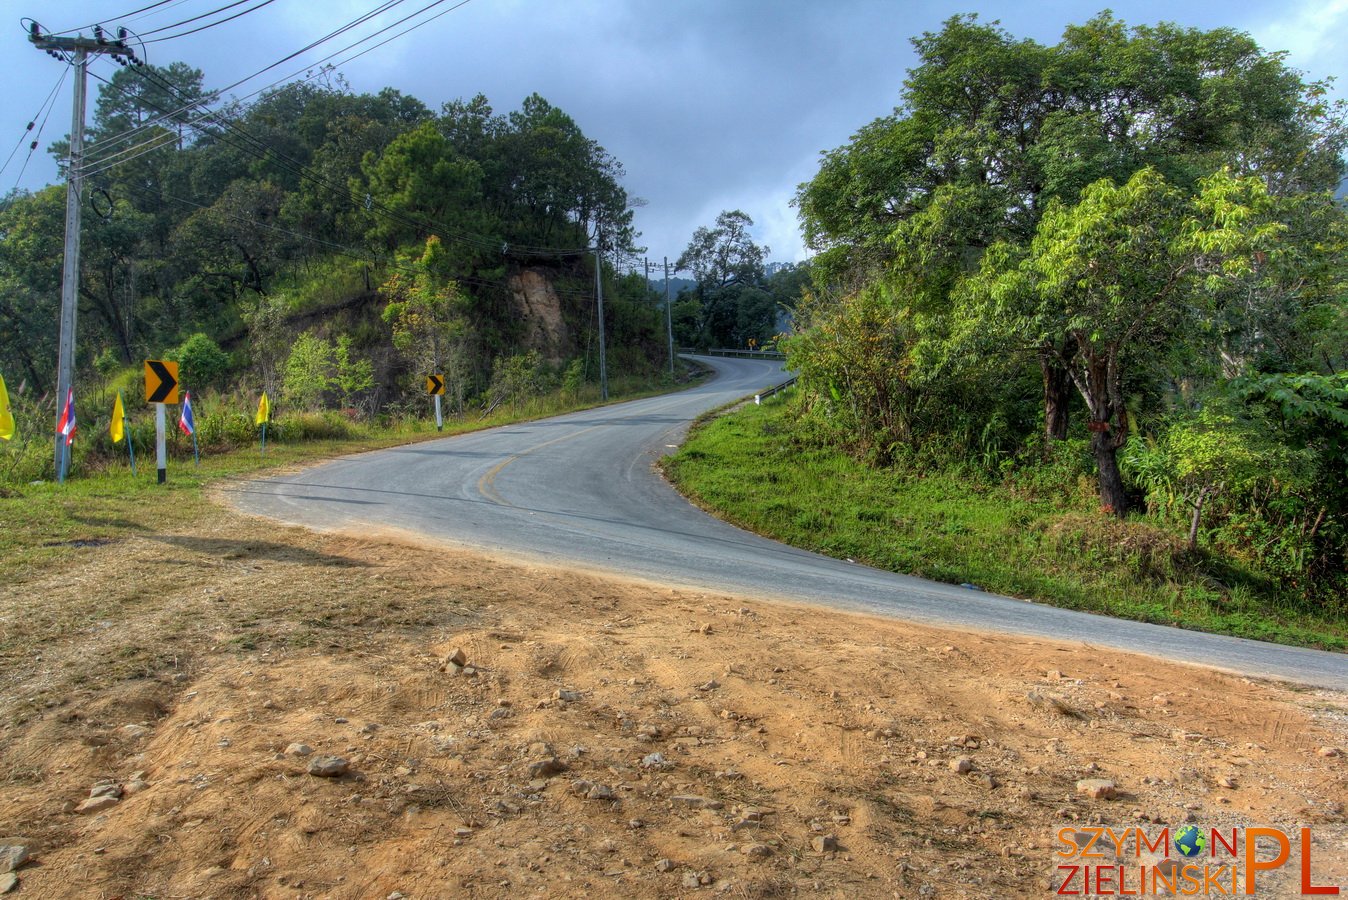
[28,22,141,477]
[664,257,674,377]
[594,244,608,401]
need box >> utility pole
[663,257,674,377]
[594,243,608,401]
[28,22,141,477]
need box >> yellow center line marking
[474,394,697,507]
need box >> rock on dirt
[307,756,350,778]
[1076,779,1118,800]
[0,843,29,874]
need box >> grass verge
[661,394,1348,650]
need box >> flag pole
[261,421,267,455]
[121,391,136,475]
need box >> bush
[167,333,232,392]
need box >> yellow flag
[256,391,270,425]
[110,392,125,443]
[0,374,14,441]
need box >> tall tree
[963,168,1282,514]
[795,13,1346,442]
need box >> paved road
[230,355,1348,690]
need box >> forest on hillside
[787,14,1348,605]
[0,64,678,446]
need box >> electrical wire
[86,63,591,261]
[141,0,280,43]
[1,68,68,182]
[83,45,597,260]
[121,181,600,300]
[60,0,598,259]
[48,0,180,36]
[5,66,70,194]
[80,0,416,156]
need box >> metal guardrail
[754,376,797,405]
[680,347,787,361]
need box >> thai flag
[178,391,196,436]
[57,388,76,445]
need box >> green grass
[663,395,1348,650]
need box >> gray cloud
[5,0,1341,266]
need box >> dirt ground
[1,499,1346,898]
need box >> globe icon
[1175,825,1206,858]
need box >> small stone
[1318,747,1341,758]
[655,858,676,872]
[640,753,668,769]
[698,623,713,634]
[285,743,313,757]
[1076,779,1118,800]
[454,827,473,838]
[553,689,582,702]
[1047,670,1064,680]
[0,873,16,894]
[672,795,723,810]
[950,757,974,774]
[0,844,30,874]
[122,779,150,797]
[89,782,122,800]
[811,835,839,853]
[741,843,772,859]
[586,783,616,802]
[1217,776,1237,789]
[697,679,720,691]
[120,724,150,739]
[334,717,349,724]
[308,756,350,778]
[75,796,119,814]
[446,648,468,667]
[527,757,566,779]
[682,872,701,889]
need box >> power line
[141,0,284,43]
[1,66,68,188]
[136,0,276,39]
[79,0,419,156]
[83,51,594,260]
[48,0,180,36]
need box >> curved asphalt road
[229,355,1348,690]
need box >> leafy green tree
[795,13,1346,443]
[167,332,231,391]
[334,334,376,411]
[0,187,65,388]
[358,122,484,251]
[282,331,335,410]
[963,168,1281,514]
[381,236,474,408]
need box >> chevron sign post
[427,373,445,431]
[144,359,179,484]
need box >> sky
[2,0,1345,269]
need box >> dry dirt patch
[1,507,1346,898]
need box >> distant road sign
[426,374,446,395]
[145,359,180,404]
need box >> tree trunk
[1091,431,1128,517]
[1041,353,1071,443]
[1187,487,1210,552]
